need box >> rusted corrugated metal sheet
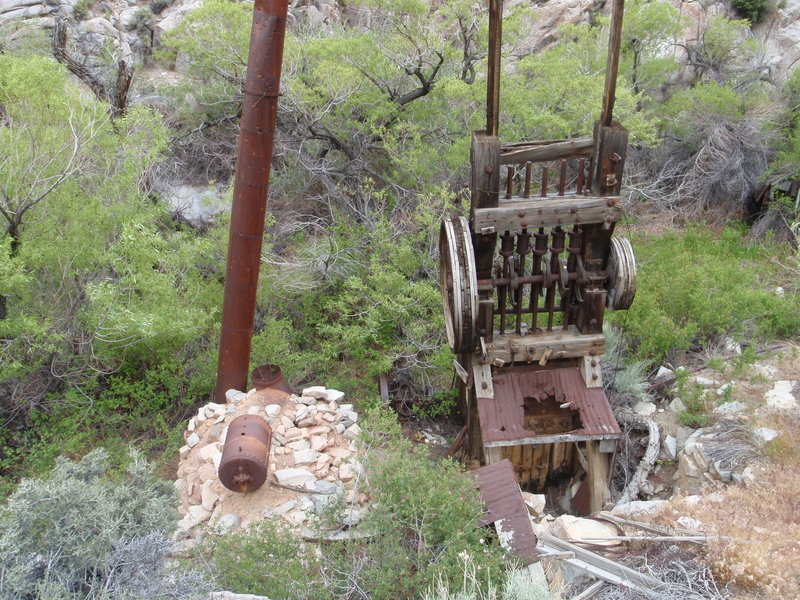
[470,459,538,564]
[478,366,621,445]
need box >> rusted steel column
[214,0,289,402]
[599,0,625,127]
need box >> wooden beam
[586,441,610,513]
[484,432,621,448]
[581,356,603,388]
[473,195,622,234]
[482,329,605,366]
[471,131,501,211]
[537,532,663,592]
[473,363,494,399]
[500,137,593,164]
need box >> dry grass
[667,462,800,597]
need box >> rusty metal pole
[214,0,289,402]
[486,0,503,137]
[599,0,625,127]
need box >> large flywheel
[606,236,637,311]
[439,217,479,354]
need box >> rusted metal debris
[214,0,290,402]
[251,364,293,395]
[218,414,272,493]
[470,459,539,564]
[479,366,621,445]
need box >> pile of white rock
[174,385,367,538]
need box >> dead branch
[614,410,659,506]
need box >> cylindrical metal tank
[251,364,293,394]
[218,414,272,493]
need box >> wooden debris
[537,532,663,593]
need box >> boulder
[551,515,620,546]
[753,427,779,445]
[713,401,747,415]
[764,380,798,412]
[274,468,315,487]
[633,401,656,416]
[610,500,668,518]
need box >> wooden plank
[550,442,566,472]
[520,443,534,485]
[473,195,622,234]
[484,446,503,464]
[483,329,605,366]
[568,581,605,600]
[471,131,500,210]
[500,137,594,164]
[589,122,628,196]
[531,444,549,490]
[511,444,523,481]
[581,356,603,388]
[586,441,610,513]
[537,533,663,592]
[473,362,494,399]
[485,432,620,448]
[575,289,606,335]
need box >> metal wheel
[606,236,637,310]
[439,217,479,354]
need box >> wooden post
[586,441,610,513]
[486,0,503,136]
[471,131,500,342]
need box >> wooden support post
[575,289,606,335]
[589,122,628,197]
[581,355,603,388]
[471,131,500,342]
[586,441,610,514]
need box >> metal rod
[214,0,289,402]
[515,229,531,334]
[498,231,515,334]
[523,162,532,198]
[577,159,585,194]
[529,229,548,330]
[546,227,565,331]
[600,0,625,127]
[506,165,514,199]
[541,166,549,197]
[559,159,567,196]
[562,226,582,328]
[486,0,503,136]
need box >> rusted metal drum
[251,364,293,394]
[218,414,272,493]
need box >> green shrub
[0,448,207,599]
[731,0,769,23]
[202,518,327,600]
[609,226,800,365]
[201,408,505,600]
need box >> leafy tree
[0,54,222,450]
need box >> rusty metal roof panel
[478,366,621,444]
[470,459,538,563]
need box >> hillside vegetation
[0,0,798,597]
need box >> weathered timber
[600,0,625,127]
[473,363,494,399]
[589,122,628,196]
[575,289,606,335]
[586,440,610,513]
[473,195,623,234]
[581,356,603,388]
[485,432,619,448]
[500,137,594,164]
[471,131,501,209]
[483,329,605,366]
[486,0,503,136]
[537,532,663,593]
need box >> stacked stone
[174,385,366,537]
